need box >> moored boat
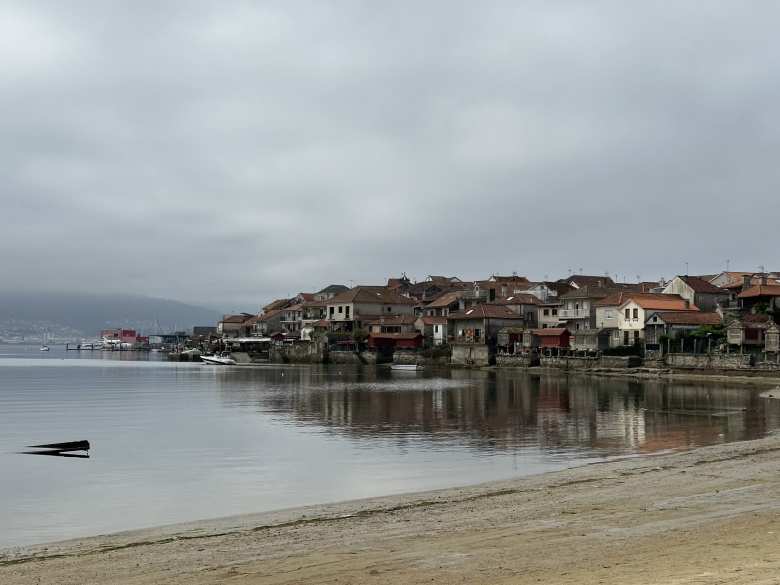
[200,352,237,365]
[390,364,423,371]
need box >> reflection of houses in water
[213,367,774,456]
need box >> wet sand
[2,434,780,584]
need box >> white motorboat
[200,352,237,365]
[390,364,423,371]
[39,345,50,351]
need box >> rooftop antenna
[578,267,583,274]
[684,261,689,275]
[759,264,766,274]
[726,258,730,272]
[568,267,573,276]
[636,274,641,283]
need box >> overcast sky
[3,2,779,310]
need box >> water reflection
[214,366,779,458]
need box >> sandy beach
[2,433,779,584]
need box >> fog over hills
[0,291,224,340]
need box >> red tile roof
[220,314,255,324]
[493,294,541,306]
[650,311,721,326]
[618,293,695,311]
[425,291,464,308]
[531,328,569,336]
[449,304,524,320]
[737,285,780,298]
[327,286,416,305]
[420,316,448,325]
[680,276,724,294]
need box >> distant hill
[0,290,224,339]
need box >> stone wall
[666,353,753,370]
[270,342,326,364]
[451,344,491,367]
[393,350,422,365]
[535,355,641,370]
[495,354,540,368]
[599,356,642,368]
[327,350,376,364]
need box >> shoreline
[3,434,780,584]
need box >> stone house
[217,314,256,338]
[661,275,729,312]
[422,291,465,317]
[325,286,416,332]
[491,294,541,328]
[448,304,526,366]
[538,302,563,329]
[558,286,613,333]
[415,316,449,346]
[313,284,350,302]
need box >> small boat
[201,352,237,365]
[39,345,50,351]
[390,364,423,371]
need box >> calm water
[1,345,779,549]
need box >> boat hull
[200,356,237,365]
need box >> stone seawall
[495,354,540,368]
[531,355,641,370]
[451,344,491,367]
[666,354,753,370]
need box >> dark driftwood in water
[27,440,90,452]
[18,450,90,458]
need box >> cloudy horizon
[3,1,779,308]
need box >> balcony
[558,309,590,319]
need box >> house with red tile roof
[644,311,722,348]
[662,275,729,311]
[325,286,416,332]
[616,293,694,346]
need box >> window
[329,307,334,317]
[543,309,549,316]
[634,331,640,341]
[338,306,343,314]
[625,308,630,319]
[552,309,558,316]
[345,306,350,319]
[624,331,630,345]
[434,325,439,333]
[474,328,481,340]
[632,308,638,319]
[387,307,392,313]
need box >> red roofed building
[644,311,722,347]
[662,275,729,312]
[527,328,571,349]
[616,293,694,347]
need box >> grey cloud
[2,1,780,308]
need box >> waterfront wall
[451,344,491,367]
[270,343,325,364]
[327,350,377,365]
[666,353,752,370]
[498,354,640,370]
[495,354,540,368]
